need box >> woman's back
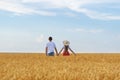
[63,45,70,56]
[64,45,69,51]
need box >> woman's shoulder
[63,45,69,48]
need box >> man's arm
[55,47,58,56]
[45,47,48,56]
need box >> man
[45,36,58,56]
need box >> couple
[45,36,76,56]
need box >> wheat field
[0,53,120,80]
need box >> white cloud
[75,28,104,33]
[64,12,77,17]
[116,35,120,40]
[0,0,120,20]
[71,8,120,20]
[0,29,45,52]
[36,34,44,43]
[0,0,55,16]
[89,29,104,33]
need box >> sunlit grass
[0,53,120,80]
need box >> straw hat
[63,40,70,46]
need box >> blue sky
[0,0,120,53]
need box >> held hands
[56,53,59,56]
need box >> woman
[59,40,76,56]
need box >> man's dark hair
[49,36,52,41]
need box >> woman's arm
[55,47,58,56]
[58,47,64,55]
[69,47,76,55]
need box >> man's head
[49,36,52,41]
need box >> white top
[46,41,56,53]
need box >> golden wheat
[0,53,120,80]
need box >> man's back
[45,36,58,56]
[46,41,56,53]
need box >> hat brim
[63,40,70,45]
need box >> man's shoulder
[47,42,55,45]
[51,41,55,44]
